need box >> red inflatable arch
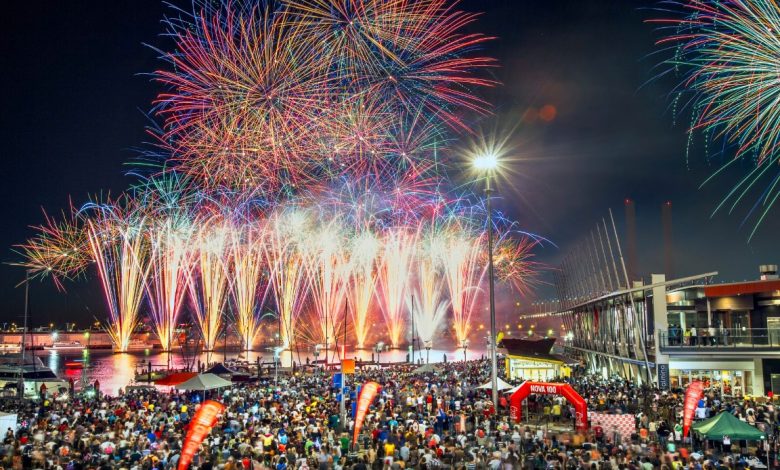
[509,381,588,432]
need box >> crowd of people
[0,358,777,469]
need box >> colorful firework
[155,3,331,193]
[407,244,449,349]
[492,234,540,295]
[228,221,268,351]
[13,207,90,289]
[347,231,379,349]
[13,0,545,356]
[264,210,310,348]
[146,216,194,351]
[376,227,417,347]
[301,221,350,346]
[84,207,150,353]
[188,219,230,351]
[652,0,780,237]
[432,227,486,344]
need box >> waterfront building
[558,265,780,396]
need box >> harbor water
[37,345,488,395]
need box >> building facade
[559,265,780,396]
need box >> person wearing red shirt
[593,424,604,443]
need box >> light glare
[472,153,498,171]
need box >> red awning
[703,280,780,297]
[154,372,197,386]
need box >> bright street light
[472,152,499,171]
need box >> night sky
[1,1,777,327]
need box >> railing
[659,328,780,351]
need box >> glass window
[721,371,731,396]
[680,370,691,388]
[730,370,742,397]
[671,373,680,389]
[669,369,753,396]
[667,312,683,328]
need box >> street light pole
[471,151,500,412]
[485,168,499,412]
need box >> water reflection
[40,346,487,396]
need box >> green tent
[692,412,766,441]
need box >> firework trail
[85,209,150,353]
[432,228,486,344]
[301,220,350,346]
[265,210,310,348]
[228,221,268,351]
[407,244,449,349]
[146,216,193,351]
[653,0,780,237]
[376,227,417,347]
[188,220,230,351]
[347,231,379,349]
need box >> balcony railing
[659,328,780,352]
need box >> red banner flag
[179,400,225,470]
[352,381,380,444]
[682,381,703,438]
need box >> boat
[206,362,252,382]
[134,370,167,382]
[44,341,84,351]
[0,354,68,398]
[115,338,153,352]
[0,343,21,354]
[499,337,557,352]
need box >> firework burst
[228,221,268,351]
[264,210,310,348]
[84,204,151,353]
[13,207,90,289]
[407,241,449,349]
[146,216,194,351]
[347,231,379,348]
[301,220,350,346]
[432,226,486,344]
[653,0,780,237]
[376,227,417,347]
[188,219,230,351]
[155,2,330,193]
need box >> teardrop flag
[352,381,380,444]
[179,400,225,470]
[682,380,703,438]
